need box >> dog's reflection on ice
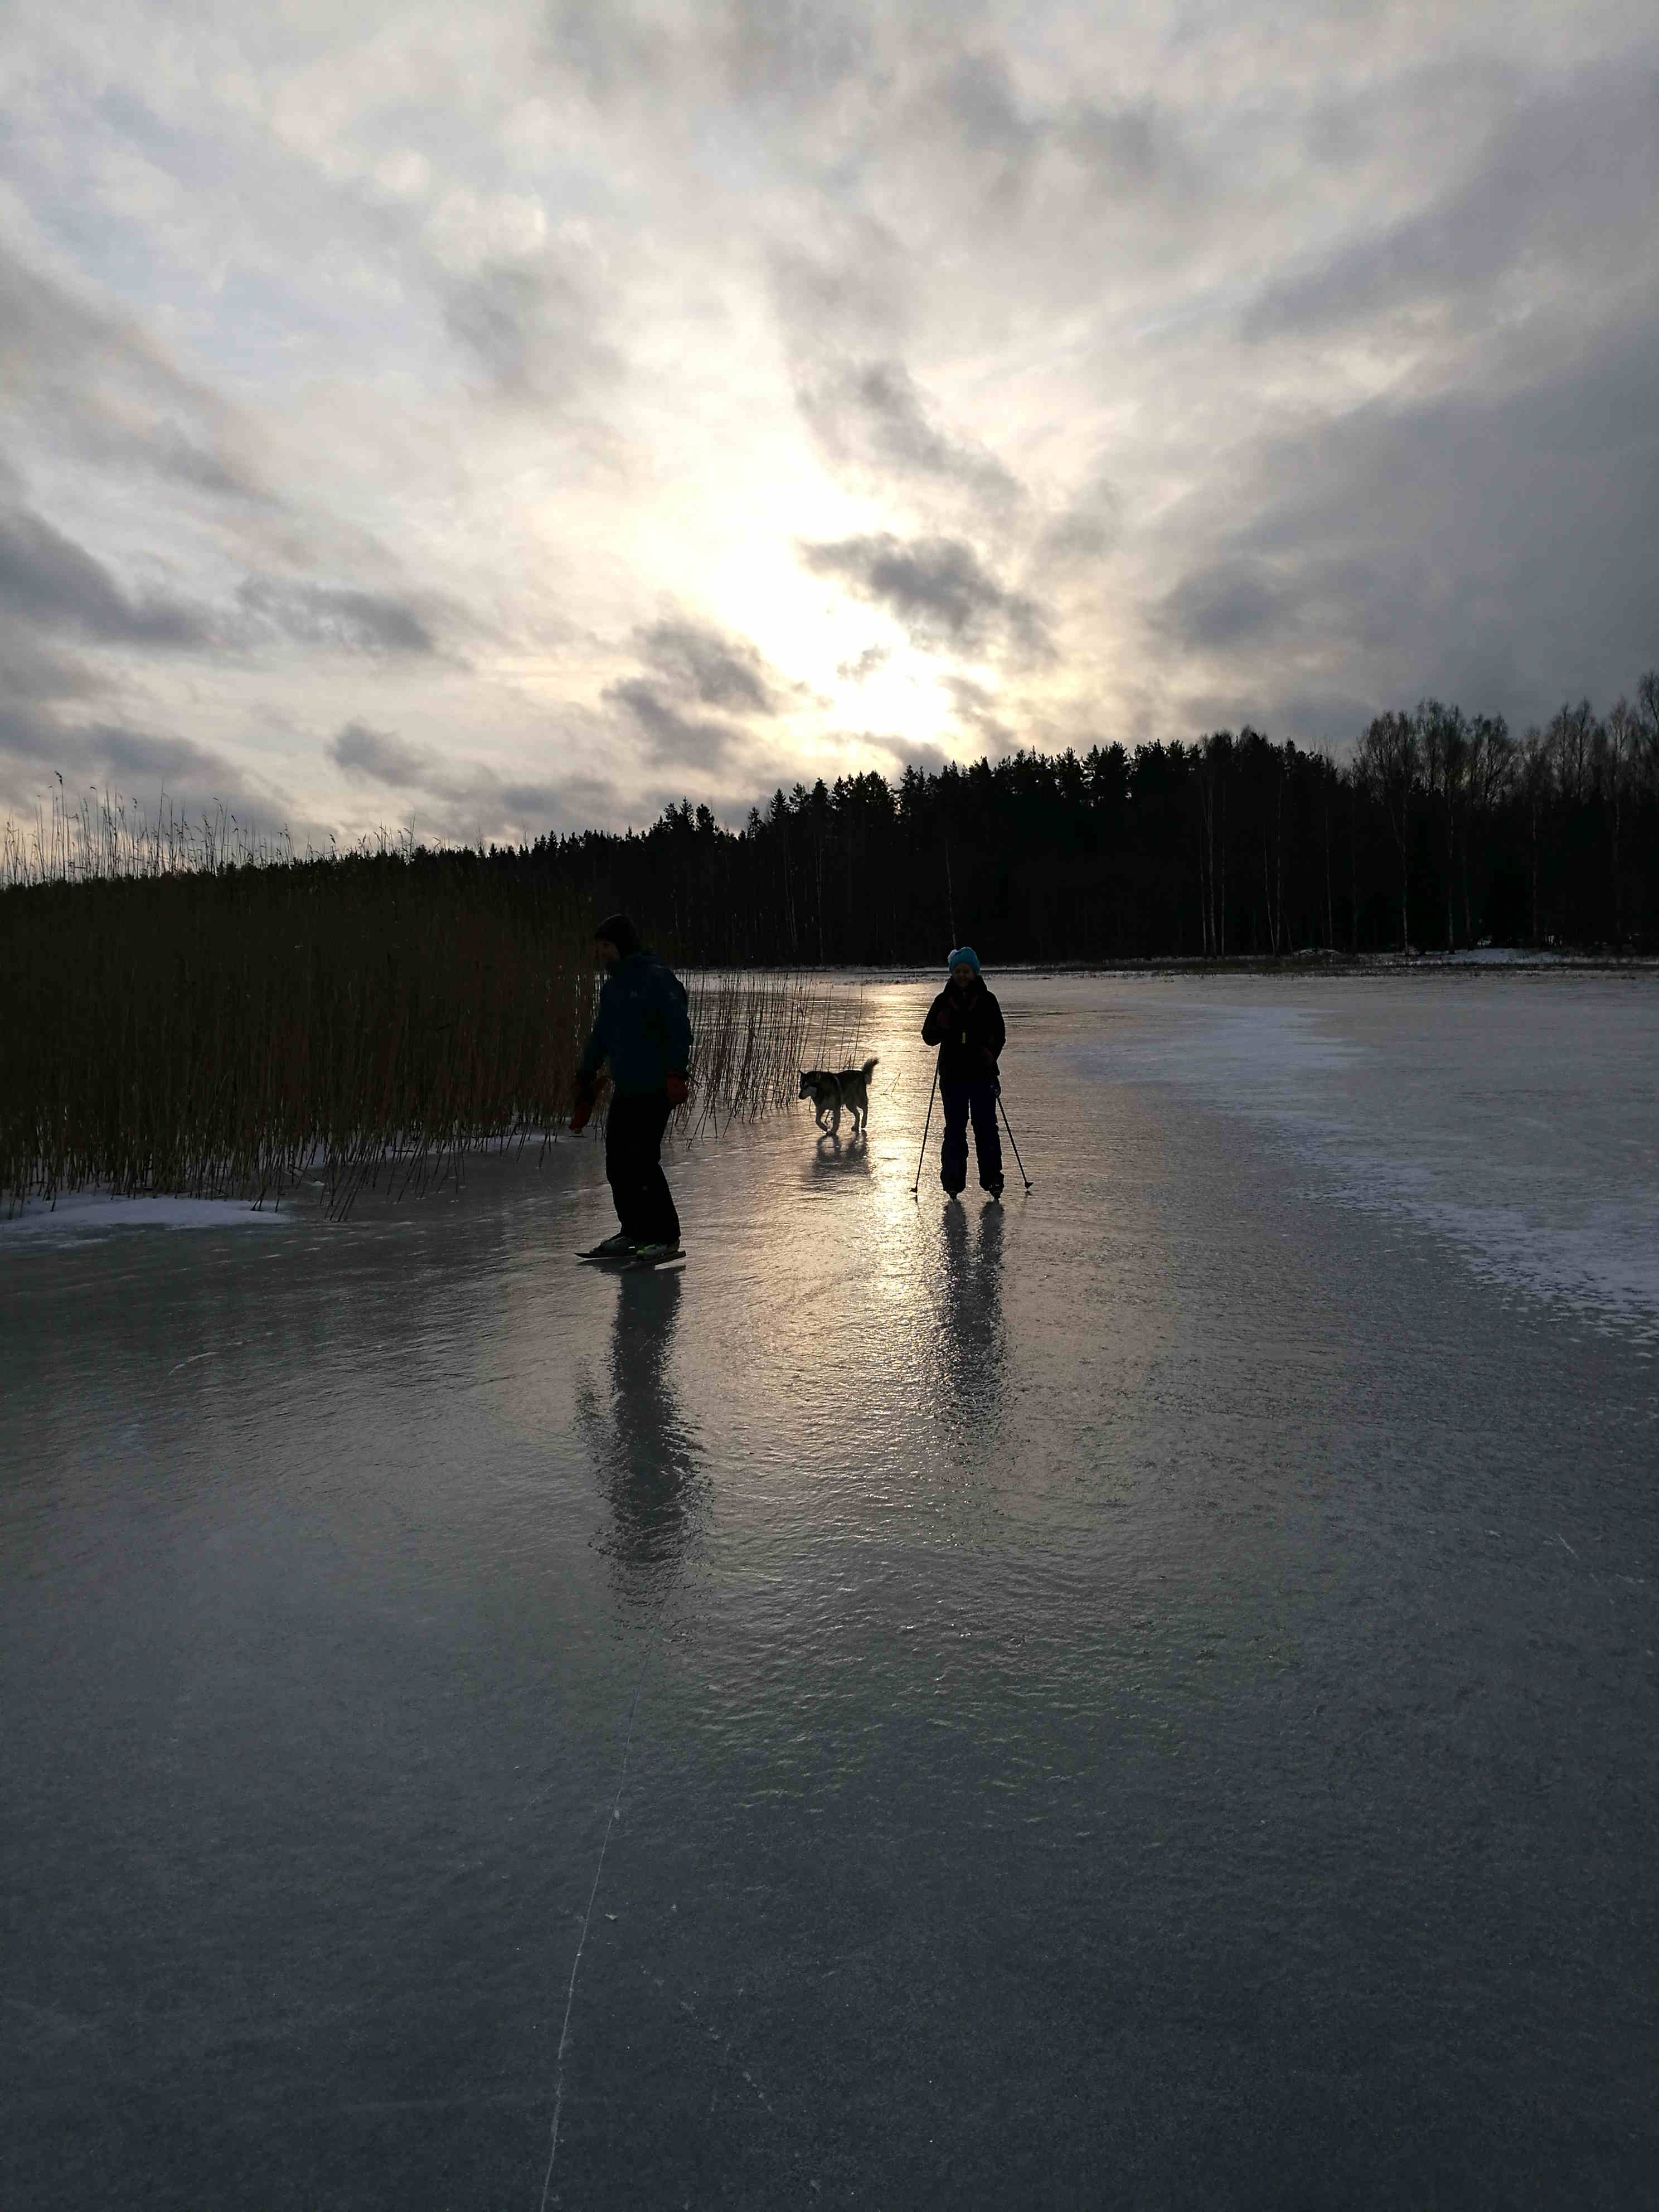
[579,1269,704,1606]
[811,1126,871,1175]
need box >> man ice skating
[922,947,1006,1200]
[569,913,691,1265]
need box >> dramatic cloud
[443,256,618,404]
[1,0,1654,839]
[801,534,1050,662]
[837,643,890,684]
[598,616,793,772]
[328,720,438,786]
[605,680,740,769]
[1154,302,1659,729]
[237,579,439,656]
[326,718,614,843]
[0,237,268,505]
[794,358,1024,524]
[634,619,783,716]
[1244,69,1659,345]
[0,699,298,836]
[0,504,211,648]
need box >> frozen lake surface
[4,973,1657,2208]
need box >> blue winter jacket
[576,951,691,1097]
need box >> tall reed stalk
[1,848,864,1217]
[681,971,865,1136]
[1,782,301,888]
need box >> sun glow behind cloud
[0,0,1655,844]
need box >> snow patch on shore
[0,1192,294,1243]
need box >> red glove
[665,1073,688,1108]
[569,1083,595,1133]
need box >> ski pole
[997,1089,1033,1191]
[910,1063,939,1197]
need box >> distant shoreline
[731,952,1659,982]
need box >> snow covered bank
[0,1192,294,1242]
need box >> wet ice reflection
[581,1270,705,1604]
[930,1200,1006,1436]
[806,1126,871,1180]
[3,972,1657,2209]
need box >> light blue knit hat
[947,945,981,973]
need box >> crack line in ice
[537,1642,652,2211]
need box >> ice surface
[1093,977,1659,1343]
[3,973,1656,2209]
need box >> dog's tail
[861,1056,879,1079]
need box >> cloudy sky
[2,0,1655,844]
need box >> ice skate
[578,1232,637,1260]
[628,1240,685,1269]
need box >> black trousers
[940,1077,1002,1194]
[605,1091,680,1244]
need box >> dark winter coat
[577,951,691,1097]
[922,978,1006,1083]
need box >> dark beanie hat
[594,911,640,957]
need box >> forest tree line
[531,676,1659,964]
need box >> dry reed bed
[2,784,299,888]
[682,969,865,1135]
[1,849,862,1217]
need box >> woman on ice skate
[922,947,1006,1200]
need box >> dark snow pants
[605,1091,680,1244]
[940,1077,1002,1194]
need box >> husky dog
[798,1056,879,1139]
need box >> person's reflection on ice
[579,1269,703,1606]
[935,1197,1007,1431]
